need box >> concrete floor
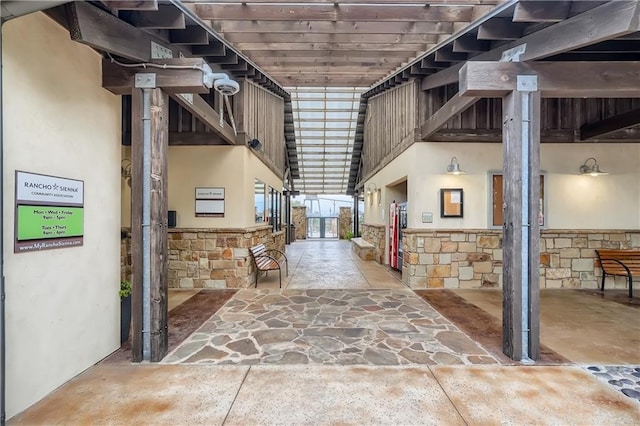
[453,288,640,365]
[9,240,640,424]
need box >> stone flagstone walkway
[163,289,497,365]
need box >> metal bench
[249,244,288,288]
[595,249,640,298]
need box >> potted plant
[120,279,132,344]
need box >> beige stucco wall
[3,13,121,418]
[122,146,282,228]
[365,142,640,231]
[364,142,640,264]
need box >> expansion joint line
[222,366,251,425]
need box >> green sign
[17,205,84,241]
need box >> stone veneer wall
[362,223,386,264]
[339,207,352,239]
[168,226,285,289]
[402,229,640,290]
[120,226,285,289]
[292,206,307,240]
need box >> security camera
[214,78,240,96]
[248,139,263,150]
[203,71,240,96]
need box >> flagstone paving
[163,288,497,365]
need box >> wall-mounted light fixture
[248,138,263,151]
[446,157,466,175]
[579,157,608,176]
[121,159,132,187]
[366,183,377,195]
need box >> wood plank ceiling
[189,0,501,87]
[186,0,503,194]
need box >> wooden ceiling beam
[212,20,454,35]
[196,4,474,22]
[571,40,640,53]
[102,1,158,11]
[421,0,640,91]
[169,26,209,45]
[434,47,468,62]
[119,4,185,30]
[246,50,414,59]
[223,32,440,44]
[254,57,397,66]
[267,65,397,73]
[193,42,227,56]
[452,35,491,53]
[459,61,640,98]
[277,76,376,86]
[271,70,390,77]
[66,2,187,62]
[235,42,429,51]
[580,107,640,140]
[513,1,571,23]
[187,0,498,3]
[477,18,526,40]
[102,58,210,95]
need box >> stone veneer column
[292,206,307,240]
[339,207,352,239]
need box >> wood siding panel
[363,81,418,178]
[240,80,286,175]
[423,84,640,142]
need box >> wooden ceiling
[187,0,503,87]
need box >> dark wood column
[130,88,169,362]
[149,89,169,361]
[501,80,541,361]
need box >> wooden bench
[249,244,288,288]
[595,249,640,298]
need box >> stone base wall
[362,223,386,264]
[168,226,285,289]
[339,207,352,239]
[120,226,285,289]
[292,206,307,240]
[402,229,640,290]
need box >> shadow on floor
[102,289,237,364]
[415,290,569,365]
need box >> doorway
[307,217,339,238]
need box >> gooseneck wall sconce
[579,157,608,176]
[446,157,466,175]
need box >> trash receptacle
[289,224,296,242]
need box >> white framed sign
[16,171,84,206]
[195,187,224,217]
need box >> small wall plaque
[195,187,224,217]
